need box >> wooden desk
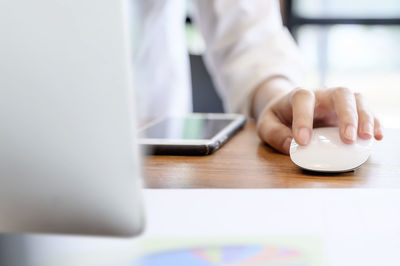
[143,122,400,188]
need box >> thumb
[257,110,293,154]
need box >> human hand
[253,77,383,154]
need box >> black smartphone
[139,113,246,155]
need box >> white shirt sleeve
[192,0,303,115]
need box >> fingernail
[283,137,292,153]
[374,127,383,140]
[297,127,311,145]
[363,123,373,138]
[344,125,356,141]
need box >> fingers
[290,88,315,145]
[257,109,293,155]
[256,87,383,155]
[353,92,383,141]
[354,93,374,139]
[331,87,358,144]
[374,117,383,140]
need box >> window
[289,0,400,127]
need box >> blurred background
[186,0,400,128]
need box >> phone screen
[140,117,234,140]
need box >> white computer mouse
[290,127,373,173]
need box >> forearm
[251,76,296,119]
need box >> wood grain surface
[143,122,400,188]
